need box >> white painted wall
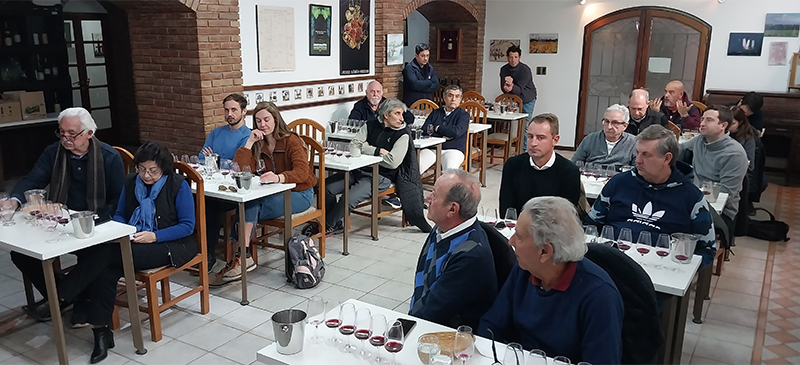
[404,10,430,64]
[483,0,800,147]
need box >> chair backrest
[432,84,446,107]
[691,101,707,114]
[460,101,487,125]
[667,121,681,139]
[479,221,517,290]
[299,135,325,210]
[173,161,206,258]
[462,90,485,104]
[584,243,663,364]
[409,99,439,116]
[495,93,523,109]
[114,146,135,174]
[289,118,325,141]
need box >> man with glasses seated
[418,85,471,173]
[479,196,624,365]
[7,107,124,326]
[410,169,496,330]
[571,104,636,168]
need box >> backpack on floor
[746,208,790,242]
[287,233,325,289]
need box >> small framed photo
[294,88,302,100]
[307,88,314,99]
[338,85,345,95]
[244,93,251,104]
[255,93,264,103]
[318,86,325,97]
[348,83,355,93]
[269,91,277,102]
[358,83,364,92]
[328,85,335,96]
[282,90,290,102]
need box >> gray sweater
[571,131,636,167]
[680,134,748,220]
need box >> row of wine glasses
[575,161,616,182]
[323,141,353,160]
[307,297,403,365]
[409,124,435,140]
[501,345,583,365]
[332,118,367,134]
[0,193,16,227]
[481,207,517,229]
[584,225,676,268]
[17,200,71,242]
[410,109,428,119]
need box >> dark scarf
[49,136,106,212]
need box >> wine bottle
[35,56,45,81]
[53,94,61,113]
[51,63,58,76]
[43,57,51,77]
[41,32,48,44]
[12,22,21,44]
[32,32,39,45]
[3,22,12,46]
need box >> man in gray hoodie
[680,105,748,233]
[571,104,636,168]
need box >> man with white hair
[6,107,124,323]
[349,80,414,125]
[571,104,636,167]
[478,196,624,365]
[626,89,668,135]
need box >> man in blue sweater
[571,104,636,168]
[586,125,717,267]
[402,43,439,106]
[479,196,623,364]
[419,85,471,173]
[200,94,251,270]
[410,169,497,329]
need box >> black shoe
[22,299,72,322]
[302,222,321,237]
[325,221,344,237]
[90,326,115,364]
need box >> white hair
[606,104,630,124]
[521,196,587,263]
[58,107,97,133]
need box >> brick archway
[375,0,485,99]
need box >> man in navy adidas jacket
[584,125,716,267]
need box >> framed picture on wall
[386,34,404,65]
[309,4,332,56]
[437,29,461,62]
[489,39,519,62]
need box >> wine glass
[384,320,405,365]
[654,233,671,270]
[618,228,633,251]
[591,163,603,181]
[56,204,71,236]
[44,203,60,243]
[189,155,199,169]
[417,334,441,365]
[453,325,474,365]
[353,308,373,359]
[582,162,593,179]
[181,154,190,165]
[338,303,357,353]
[584,225,598,244]
[605,164,617,180]
[325,300,343,347]
[575,161,585,176]
[503,343,525,365]
[220,159,233,181]
[504,208,517,228]
[0,195,15,227]
[527,349,548,365]
[306,296,326,345]
[256,159,267,176]
[601,225,616,247]
[554,356,572,365]
[426,123,435,137]
[369,314,389,365]
[636,231,652,260]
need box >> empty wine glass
[618,228,633,251]
[354,308,373,359]
[503,343,525,365]
[44,203,60,243]
[369,314,389,365]
[601,225,616,247]
[636,231,652,261]
[527,349,548,365]
[584,225,598,244]
[453,325,474,365]
[504,208,517,228]
[306,296,326,345]
[554,356,572,365]
[417,334,441,365]
[654,233,671,270]
[339,303,357,353]
[0,195,15,227]
[384,320,405,365]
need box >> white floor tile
[135,339,206,365]
[188,352,242,365]
[213,332,270,365]
[249,290,306,313]
[214,305,270,332]
[179,321,243,351]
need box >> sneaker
[222,254,256,281]
[325,221,344,237]
[383,196,402,209]
[302,222,321,237]
[189,257,218,276]
[210,259,239,287]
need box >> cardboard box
[0,99,22,124]
[2,91,46,120]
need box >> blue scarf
[128,174,168,233]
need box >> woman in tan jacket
[213,102,316,283]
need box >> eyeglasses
[602,119,627,127]
[54,129,87,141]
[135,166,162,177]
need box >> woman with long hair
[730,106,756,171]
[211,101,316,284]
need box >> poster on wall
[256,5,295,72]
[764,13,800,38]
[309,4,332,56]
[727,33,763,57]
[529,33,558,54]
[489,39,519,62]
[386,34,404,65]
[340,0,371,75]
[769,42,789,66]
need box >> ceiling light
[579,0,587,4]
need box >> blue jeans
[520,99,536,154]
[244,187,314,223]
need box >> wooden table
[197,176,295,305]
[469,123,492,186]
[316,154,383,254]
[0,214,145,364]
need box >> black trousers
[205,198,236,265]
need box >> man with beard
[349,80,414,125]
[200,94,250,271]
[650,80,701,130]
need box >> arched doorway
[576,7,711,144]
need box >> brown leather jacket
[233,133,316,191]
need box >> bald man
[626,89,668,135]
[649,80,701,130]
[349,80,414,125]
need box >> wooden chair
[487,94,525,164]
[409,99,439,117]
[460,101,488,172]
[351,186,407,228]
[289,118,325,141]
[111,161,210,342]
[114,146,135,174]
[691,101,707,114]
[462,90,485,104]
[432,84,446,107]
[251,136,326,259]
[667,121,681,139]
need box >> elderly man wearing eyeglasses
[571,104,637,168]
[7,107,124,327]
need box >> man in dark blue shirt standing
[402,43,439,106]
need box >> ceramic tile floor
[0,153,792,365]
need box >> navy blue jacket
[402,59,439,106]
[421,107,470,152]
[348,97,415,125]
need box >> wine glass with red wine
[325,300,343,347]
[353,308,373,360]
[654,233,671,270]
[384,320,405,365]
[636,231,652,261]
[338,303,357,353]
[369,314,389,365]
[601,226,616,249]
[256,159,268,176]
[617,228,632,251]
[504,208,517,229]
[57,204,71,237]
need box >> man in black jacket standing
[500,45,537,149]
[402,43,439,106]
[626,89,668,135]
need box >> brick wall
[120,0,243,156]
[375,0,485,101]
